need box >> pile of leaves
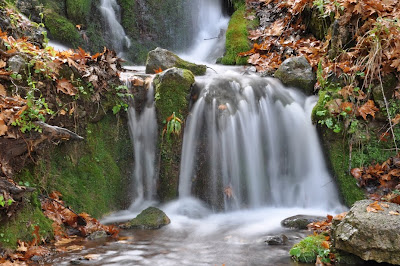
[351,154,400,202]
[41,191,119,239]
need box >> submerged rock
[274,56,316,95]
[124,207,170,230]
[281,215,325,230]
[332,199,400,265]
[146,47,207,75]
[265,234,288,245]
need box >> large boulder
[274,56,316,95]
[124,207,170,229]
[146,47,207,75]
[332,200,400,265]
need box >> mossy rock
[146,47,206,76]
[221,5,254,65]
[43,9,83,48]
[274,56,316,95]
[125,207,170,229]
[65,0,91,25]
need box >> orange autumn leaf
[358,100,379,120]
[321,240,330,249]
[57,78,77,96]
[154,67,163,74]
[351,168,363,179]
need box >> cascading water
[180,0,229,62]
[99,0,131,56]
[179,71,341,211]
[126,84,158,210]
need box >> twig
[207,66,218,74]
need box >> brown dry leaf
[66,245,83,251]
[380,203,389,208]
[57,78,77,96]
[333,212,348,221]
[16,240,28,252]
[224,186,233,199]
[389,211,400,215]
[218,104,228,111]
[59,109,66,115]
[131,77,144,87]
[358,100,379,120]
[351,168,363,179]
[83,254,99,260]
[0,84,6,96]
[392,114,400,125]
[367,201,384,212]
[321,240,330,249]
[0,59,6,68]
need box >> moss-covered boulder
[153,68,195,201]
[221,4,253,65]
[43,9,83,47]
[274,56,316,95]
[124,207,170,229]
[146,47,206,76]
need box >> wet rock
[281,215,325,230]
[8,55,27,74]
[274,56,316,95]
[124,207,170,229]
[332,199,400,265]
[146,47,207,75]
[372,73,398,109]
[265,234,288,245]
[87,230,107,240]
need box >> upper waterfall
[99,0,131,57]
[180,0,229,63]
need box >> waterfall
[127,84,158,210]
[179,71,341,210]
[180,0,230,63]
[99,0,131,56]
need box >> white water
[179,0,229,63]
[99,0,131,57]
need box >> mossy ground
[15,114,132,218]
[0,192,53,249]
[65,0,91,25]
[221,5,257,65]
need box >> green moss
[86,22,107,54]
[311,90,328,123]
[290,234,328,263]
[44,9,83,48]
[175,58,207,76]
[66,0,91,25]
[126,207,170,229]
[328,135,365,207]
[154,69,194,201]
[221,5,256,65]
[0,192,53,249]
[15,114,132,218]
[118,0,138,37]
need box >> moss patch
[66,0,91,25]
[15,114,132,218]
[154,68,194,201]
[323,131,365,207]
[0,192,53,249]
[44,9,83,47]
[290,233,329,263]
[221,5,256,65]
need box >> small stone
[124,207,170,230]
[265,234,288,245]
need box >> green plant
[290,234,330,263]
[112,85,133,114]
[163,112,183,138]
[0,195,14,208]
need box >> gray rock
[8,55,26,74]
[87,230,108,240]
[146,47,207,75]
[274,56,316,95]
[281,215,325,230]
[332,199,400,265]
[265,234,288,245]
[124,207,170,230]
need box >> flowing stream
[50,0,346,265]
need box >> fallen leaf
[57,78,77,96]
[358,100,379,120]
[154,67,163,74]
[0,59,6,68]
[389,211,400,215]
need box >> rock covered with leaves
[146,47,207,75]
[332,199,400,265]
[281,214,325,230]
[123,207,170,230]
